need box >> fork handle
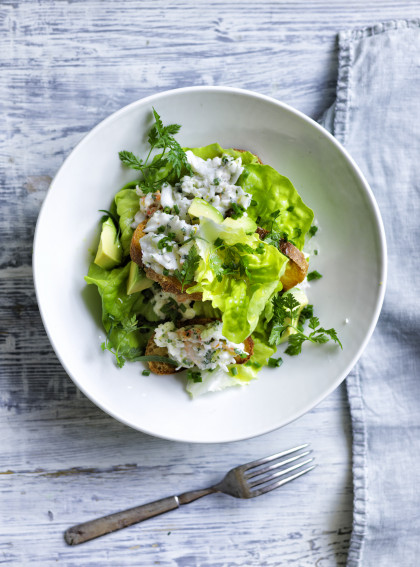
[64,488,215,545]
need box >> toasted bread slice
[145,317,254,375]
[130,220,203,302]
[256,228,308,291]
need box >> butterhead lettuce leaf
[239,164,314,250]
[188,217,288,343]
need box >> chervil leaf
[174,245,200,290]
[284,333,305,356]
[120,108,191,191]
[118,150,144,170]
[164,123,182,136]
[268,323,288,346]
[308,316,320,330]
[322,327,343,349]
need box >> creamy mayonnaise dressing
[151,289,196,320]
[154,320,248,371]
[140,211,197,274]
[132,152,251,276]
[131,151,251,225]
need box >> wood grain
[1,1,418,565]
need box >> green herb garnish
[119,108,192,193]
[268,357,283,368]
[307,270,322,281]
[173,246,200,291]
[268,294,342,356]
[187,369,202,383]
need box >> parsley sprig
[119,108,192,194]
[268,293,342,356]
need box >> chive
[268,357,283,368]
[231,367,238,376]
[173,204,180,215]
[251,199,257,207]
[142,369,151,376]
[163,268,169,276]
[314,249,318,255]
[164,207,171,214]
[213,177,220,186]
[309,226,318,237]
[286,205,294,212]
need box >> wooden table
[1,2,417,565]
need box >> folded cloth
[320,19,420,566]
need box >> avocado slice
[278,288,308,343]
[126,261,154,295]
[94,217,123,269]
[188,198,224,223]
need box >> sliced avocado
[279,288,309,343]
[188,197,224,223]
[126,261,154,295]
[94,217,123,269]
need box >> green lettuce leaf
[84,262,151,354]
[239,164,314,250]
[187,143,261,165]
[188,217,288,343]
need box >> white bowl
[33,87,387,443]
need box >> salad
[85,109,341,397]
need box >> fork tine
[250,465,316,497]
[242,444,309,472]
[244,450,312,479]
[248,457,314,488]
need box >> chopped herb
[230,367,238,376]
[187,369,202,383]
[286,205,295,212]
[251,199,257,207]
[268,357,283,368]
[309,225,318,237]
[231,203,246,219]
[213,177,220,186]
[142,369,151,376]
[307,270,322,281]
[173,204,180,215]
[163,268,169,276]
[314,249,318,255]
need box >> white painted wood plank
[1,0,414,564]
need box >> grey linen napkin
[320,19,420,567]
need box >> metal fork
[64,444,314,545]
